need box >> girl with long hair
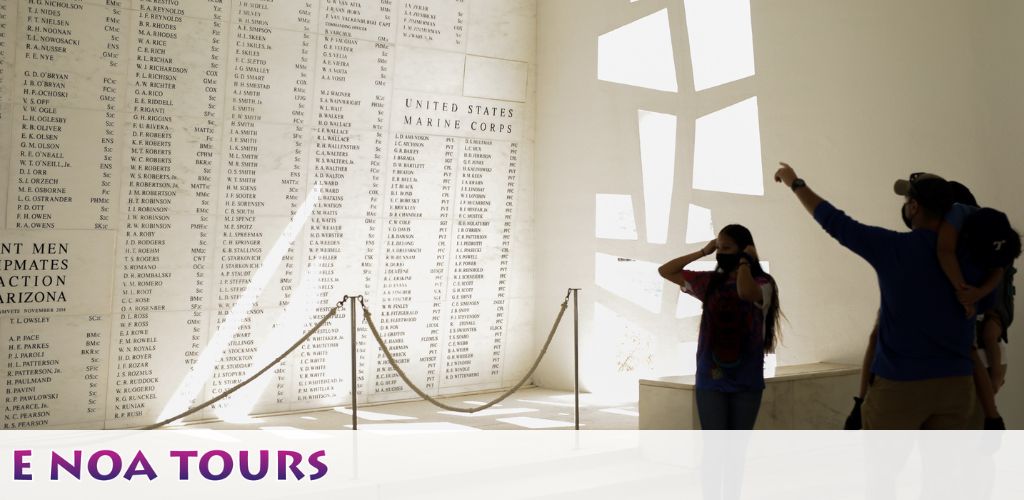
[658,224,782,429]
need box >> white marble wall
[0,0,537,429]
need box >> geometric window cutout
[683,0,756,91]
[638,110,677,244]
[594,252,664,313]
[692,97,764,196]
[598,9,679,92]
[685,204,716,244]
[595,194,639,240]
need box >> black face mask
[901,202,914,229]
[716,253,741,273]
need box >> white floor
[178,387,640,431]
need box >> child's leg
[971,348,1000,420]
[980,314,1005,392]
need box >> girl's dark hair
[949,181,978,208]
[705,224,782,353]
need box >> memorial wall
[0,0,536,429]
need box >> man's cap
[961,208,1022,269]
[893,172,953,215]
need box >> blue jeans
[696,389,764,430]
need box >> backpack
[981,265,1015,343]
[999,265,1016,336]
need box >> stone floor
[175,387,640,431]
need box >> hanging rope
[144,290,575,429]
[358,291,570,413]
[143,297,347,430]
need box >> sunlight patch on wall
[764,353,777,378]
[583,302,658,400]
[598,9,679,92]
[676,293,703,319]
[214,257,327,422]
[692,97,764,196]
[677,341,698,376]
[638,110,677,244]
[158,186,322,423]
[674,260,716,318]
[683,0,755,91]
[594,252,664,313]
[595,194,639,240]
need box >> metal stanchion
[570,288,581,430]
[350,295,359,430]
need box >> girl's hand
[702,239,717,256]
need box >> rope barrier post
[350,295,359,431]
[570,288,581,431]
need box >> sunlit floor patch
[258,426,330,439]
[515,399,585,409]
[218,415,264,425]
[497,417,580,429]
[437,408,537,418]
[344,422,481,434]
[171,429,240,442]
[333,408,417,421]
[600,408,641,417]
[548,393,636,408]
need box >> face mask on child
[716,253,741,273]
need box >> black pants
[696,389,764,430]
